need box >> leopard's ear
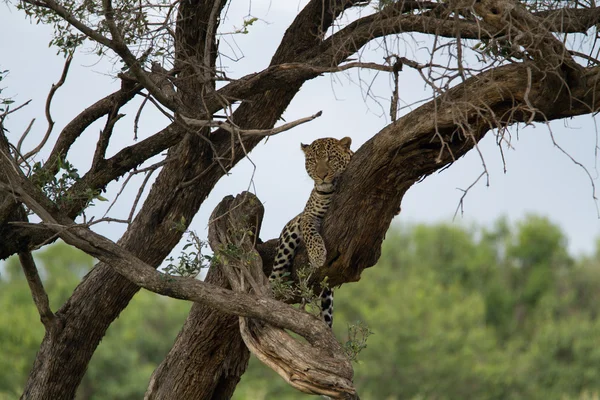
[339,137,352,149]
[300,143,309,153]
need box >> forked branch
[208,193,357,399]
[0,148,334,347]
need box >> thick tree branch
[0,171,335,348]
[303,2,600,65]
[257,62,600,289]
[201,62,397,113]
[44,79,141,176]
[205,193,356,399]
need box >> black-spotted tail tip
[323,313,333,328]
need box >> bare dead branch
[453,171,487,220]
[21,54,73,162]
[547,123,600,215]
[179,110,323,137]
[91,107,125,169]
[0,99,32,121]
[0,169,336,348]
[18,251,56,330]
[16,118,36,157]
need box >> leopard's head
[301,137,353,192]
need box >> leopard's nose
[316,161,329,180]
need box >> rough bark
[144,1,365,397]
[197,194,355,399]
[263,62,600,287]
[2,0,600,398]
[144,268,250,400]
[15,1,363,398]
[20,0,225,396]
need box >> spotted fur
[270,137,353,327]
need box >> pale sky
[1,0,599,261]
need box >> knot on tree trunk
[208,192,358,399]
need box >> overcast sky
[2,0,600,261]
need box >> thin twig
[0,99,32,121]
[127,163,161,222]
[453,171,486,220]
[22,54,73,162]
[87,217,130,226]
[134,93,151,140]
[179,110,323,137]
[102,159,169,219]
[16,118,36,158]
[547,123,600,217]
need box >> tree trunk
[9,0,600,398]
[145,268,250,400]
[20,1,360,398]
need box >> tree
[4,218,600,399]
[1,0,599,398]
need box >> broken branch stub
[207,192,358,399]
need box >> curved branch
[44,80,141,175]
[256,62,600,288]
[18,252,56,330]
[321,62,600,281]
[0,161,333,347]
[303,2,600,66]
[21,54,72,162]
[206,192,356,399]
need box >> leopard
[269,136,353,328]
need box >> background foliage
[2,215,600,399]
